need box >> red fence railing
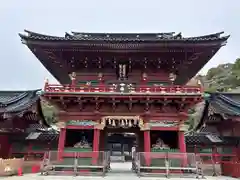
[221,162,240,178]
[44,84,203,94]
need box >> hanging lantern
[133,118,137,125]
[98,57,102,68]
[169,73,176,82]
[112,119,115,126]
[123,64,126,78]
[142,73,147,81]
[71,72,76,79]
[98,73,103,81]
[121,119,124,126]
[128,119,132,127]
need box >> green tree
[206,67,223,80]
[41,100,58,124]
[232,58,240,70]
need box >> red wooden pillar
[212,146,217,163]
[58,128,66,160]
[144,130,151,166]
[92,129,100,164]
[178,131,187,166]
[179,131,186,153]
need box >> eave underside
[19,31,229,85]
[26,44,223,85]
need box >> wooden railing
[44,84,203,94]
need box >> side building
[0,90,50,159]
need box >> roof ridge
[19,30,230,42]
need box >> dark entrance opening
[64,129,94,149]
[150,131,178,149]
[99,127,143,161]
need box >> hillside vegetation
[201,58,240,92]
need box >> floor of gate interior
[108,162,136,176]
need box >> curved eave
[0,89,49,127]
[194,100,210,131]
[174,46,223,85]
[196,92,240,130]
[19,30,230,45]
[26,45,71,84]
[37,98,50,127]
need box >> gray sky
[0,0,239,90]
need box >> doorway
[100,127,143,162]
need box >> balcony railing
[44,83,203,94]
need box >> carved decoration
[94,123,105,130]
[66,120,98,126]
[56,121,66,128]
[98,72,103,80]
[179,124,188,131]
[100,116,146,130]
[71,72,76,80]
[142,73,147,81]
[148,121,178,127]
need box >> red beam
[44,93,202,99]
[66,125,94,129]
[60,112,187,117]
[151,127,179,131]
[44,84,202,94]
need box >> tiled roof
[208,93,240,117]
[186,134,212,145]
[0,90,40,114]
[200,126,219,135]
[0,89,49,128]
[25,128,59,141]
[25,123,46,133]
[19,30,230,43]
[196,93,240,130]
[36,132,58,141]
[186,133,240,146]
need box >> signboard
[66,120,98,126]
[148,121,178,127]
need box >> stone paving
[1,174,238,180]
[1,162,238,180]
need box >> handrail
[44,83,203,94]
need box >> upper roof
[19,30,230,84]
[19,30,229,44]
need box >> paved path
[1,174,238,180]
[1,162,238,180]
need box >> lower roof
[185,133,240,146]
[195,92,240,131]
[0,89,49,128]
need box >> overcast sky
[0,0,239,90]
